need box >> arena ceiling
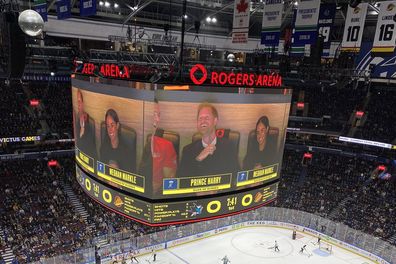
[18,0,382,39]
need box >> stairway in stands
[387,233,396,245]
[0,228,15,264]
[62,182,93,228]
[62,182,109,248]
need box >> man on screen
[139,99,177,195]
[74,89,96,157]
[178,103,239,177]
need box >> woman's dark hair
[104,109,121,143]
[105,109,120,124]
[256,115,270,131]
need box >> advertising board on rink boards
[72,78,290,202]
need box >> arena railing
[31,207,396,264]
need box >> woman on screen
[100,109,132,172]
[243,115,276,170]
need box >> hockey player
[274,241,280,252]
[221,255,231,264]
[299,245,307,253]
[129,250,139,263]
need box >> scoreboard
[72,77,291,225]
[77,167,278,224]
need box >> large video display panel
[76,166,279,225]
[72,79,291,200]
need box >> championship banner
[80,0,97,17]
[317,3,336,57]
[56,0,71,20]
[33,0,48,22]
[261,0,283,52]
[372,1,396,53]
[291,0,321,55]
[341,3,368,52]
[232,0,251,43]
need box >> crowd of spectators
[289,83,367,131]
[0,82,40,138]
[28,82,73,139]
[335,178,396,241]
[0,150,395,263]
[355,87,396,143]
[0,159,92,263]
[277,149,373,216]
[277,148,396,245]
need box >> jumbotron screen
[72,78,291,224]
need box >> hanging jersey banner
[292,0,321,46]
[261,0,283,51]
[56,0,71,20]
[341,3,368,52]
[80,0,97,17]
[371,1,396,53]
[33,0,47,22]
[317,3,336,57]
[232,0,251,43]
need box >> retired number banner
[372,1,396,53]
[261,0,283,51]
[341,3,368,52]
[232,0,251,43]
[317,3,336,57]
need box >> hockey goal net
[319,241,332,254]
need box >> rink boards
[101,221,389,264]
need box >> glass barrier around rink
[32,207,396,264]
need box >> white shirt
[202,137,217,148]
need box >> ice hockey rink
[130,226,376,264]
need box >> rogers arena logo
[189,64,282,87]
[189,64,208,85]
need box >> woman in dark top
[243,115,276,170]
[100,109,133,172]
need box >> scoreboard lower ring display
[76,167,279,226]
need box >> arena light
[29,99,39,106]
[48,160,59,167]
[99,1,104,6]
[355,111,364,118]
[297,102,305,109]
[104,1,110,7]
[164,85,190,90]
[114,3,119,8]
[206,16,211,23]
[211,17,217,23]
